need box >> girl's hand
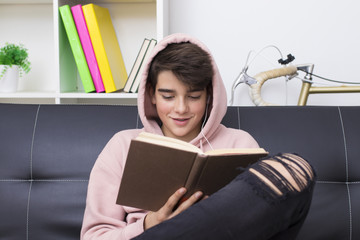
[144,187,205,230]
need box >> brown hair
[147,42,213,93]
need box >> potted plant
[0,43,31,92]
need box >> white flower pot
[0,65,20,93]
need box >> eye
[187,89,205,100]
[161,95,174,100]
[188,95,201,100]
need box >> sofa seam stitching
[338,106,352,240]
[316,181,360,184]
[338,107,349,183]
[26,181,32,240]
[346,184,353,240]
[26,105,40,240]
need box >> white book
[123,39,151,93]
[130,39,157,93]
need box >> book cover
[129,39,157,93]
[59,5,95,93]
[82,4,128,93]
[71,4,105,93]
[123,38,151,93]
[117,132,268,211]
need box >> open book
[116,132,268,211]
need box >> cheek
[192,101,207,116]
[155,99,173,114]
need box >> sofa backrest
[223,106,359,240]
[0,104,358,239]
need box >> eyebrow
[157,88,174,93]
[157,88,204,93]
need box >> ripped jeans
[133,153,316,240]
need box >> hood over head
[137,33,228,146]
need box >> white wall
[0,4,55,92]
[166,0,360,106]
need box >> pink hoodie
[80,33,259,240]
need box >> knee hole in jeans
[249,153,315,197]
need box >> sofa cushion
[0,104,141,239]
[230,106,359,240]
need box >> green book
[59,5,95,93]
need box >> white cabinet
[0,0,163,104]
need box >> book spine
[71,4,105,93]
[130,39,157,93]
[59,5,95,93]
[123,38,150,93]
[183,154,208,198]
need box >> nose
[174,98,188,114]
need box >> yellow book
[82,4,127,93]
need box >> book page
[136,132,202,153]
[205,148,268,156]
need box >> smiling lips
[172,117,190,126]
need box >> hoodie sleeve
[80,132,147,240]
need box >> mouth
[172,117,190,126]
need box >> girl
[81,33,315,240]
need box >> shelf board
[0,91,138,99]
[0,92,56,98]
[59,92,138,99]
[0,0,155,3]
[0,0,52,4]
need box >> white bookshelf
[0,0,161,104]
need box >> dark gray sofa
[0,103,359,239]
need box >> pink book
[71,4,105,93]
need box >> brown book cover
[116,132,268,211]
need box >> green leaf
[0,42,31,79]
